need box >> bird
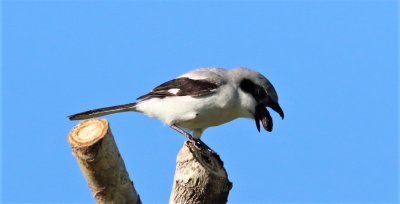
[69,67,284,151]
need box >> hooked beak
[268,101,284,120]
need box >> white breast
[135,84,243,130]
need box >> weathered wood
[170,141,232,204]
[68,119,141,204]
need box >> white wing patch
[168,88,180,95]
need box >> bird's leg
[170,124,193,140]
[170,125,216,154]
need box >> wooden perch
[68,119,141,204]
[170,141,233,204]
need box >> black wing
[137,77,219,101]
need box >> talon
[189,138,203,150]
[190,138,216,154]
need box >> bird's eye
[240,79,268,102]
[257,88,267,99]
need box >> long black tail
[68,102,137,120]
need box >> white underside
[135,83,256,138]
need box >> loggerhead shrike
[69,67,284,150]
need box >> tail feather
[69,102,137,120]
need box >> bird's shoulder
[137,71,226,101]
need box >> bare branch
[68,119,141,204]
[170,141,232,204]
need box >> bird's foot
[190,138,216,155]
[169,125,217,154]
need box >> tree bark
[68,119,141,204]
[170,141,232,204]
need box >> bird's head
[233,67,284,132]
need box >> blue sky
[2,1,398,203]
